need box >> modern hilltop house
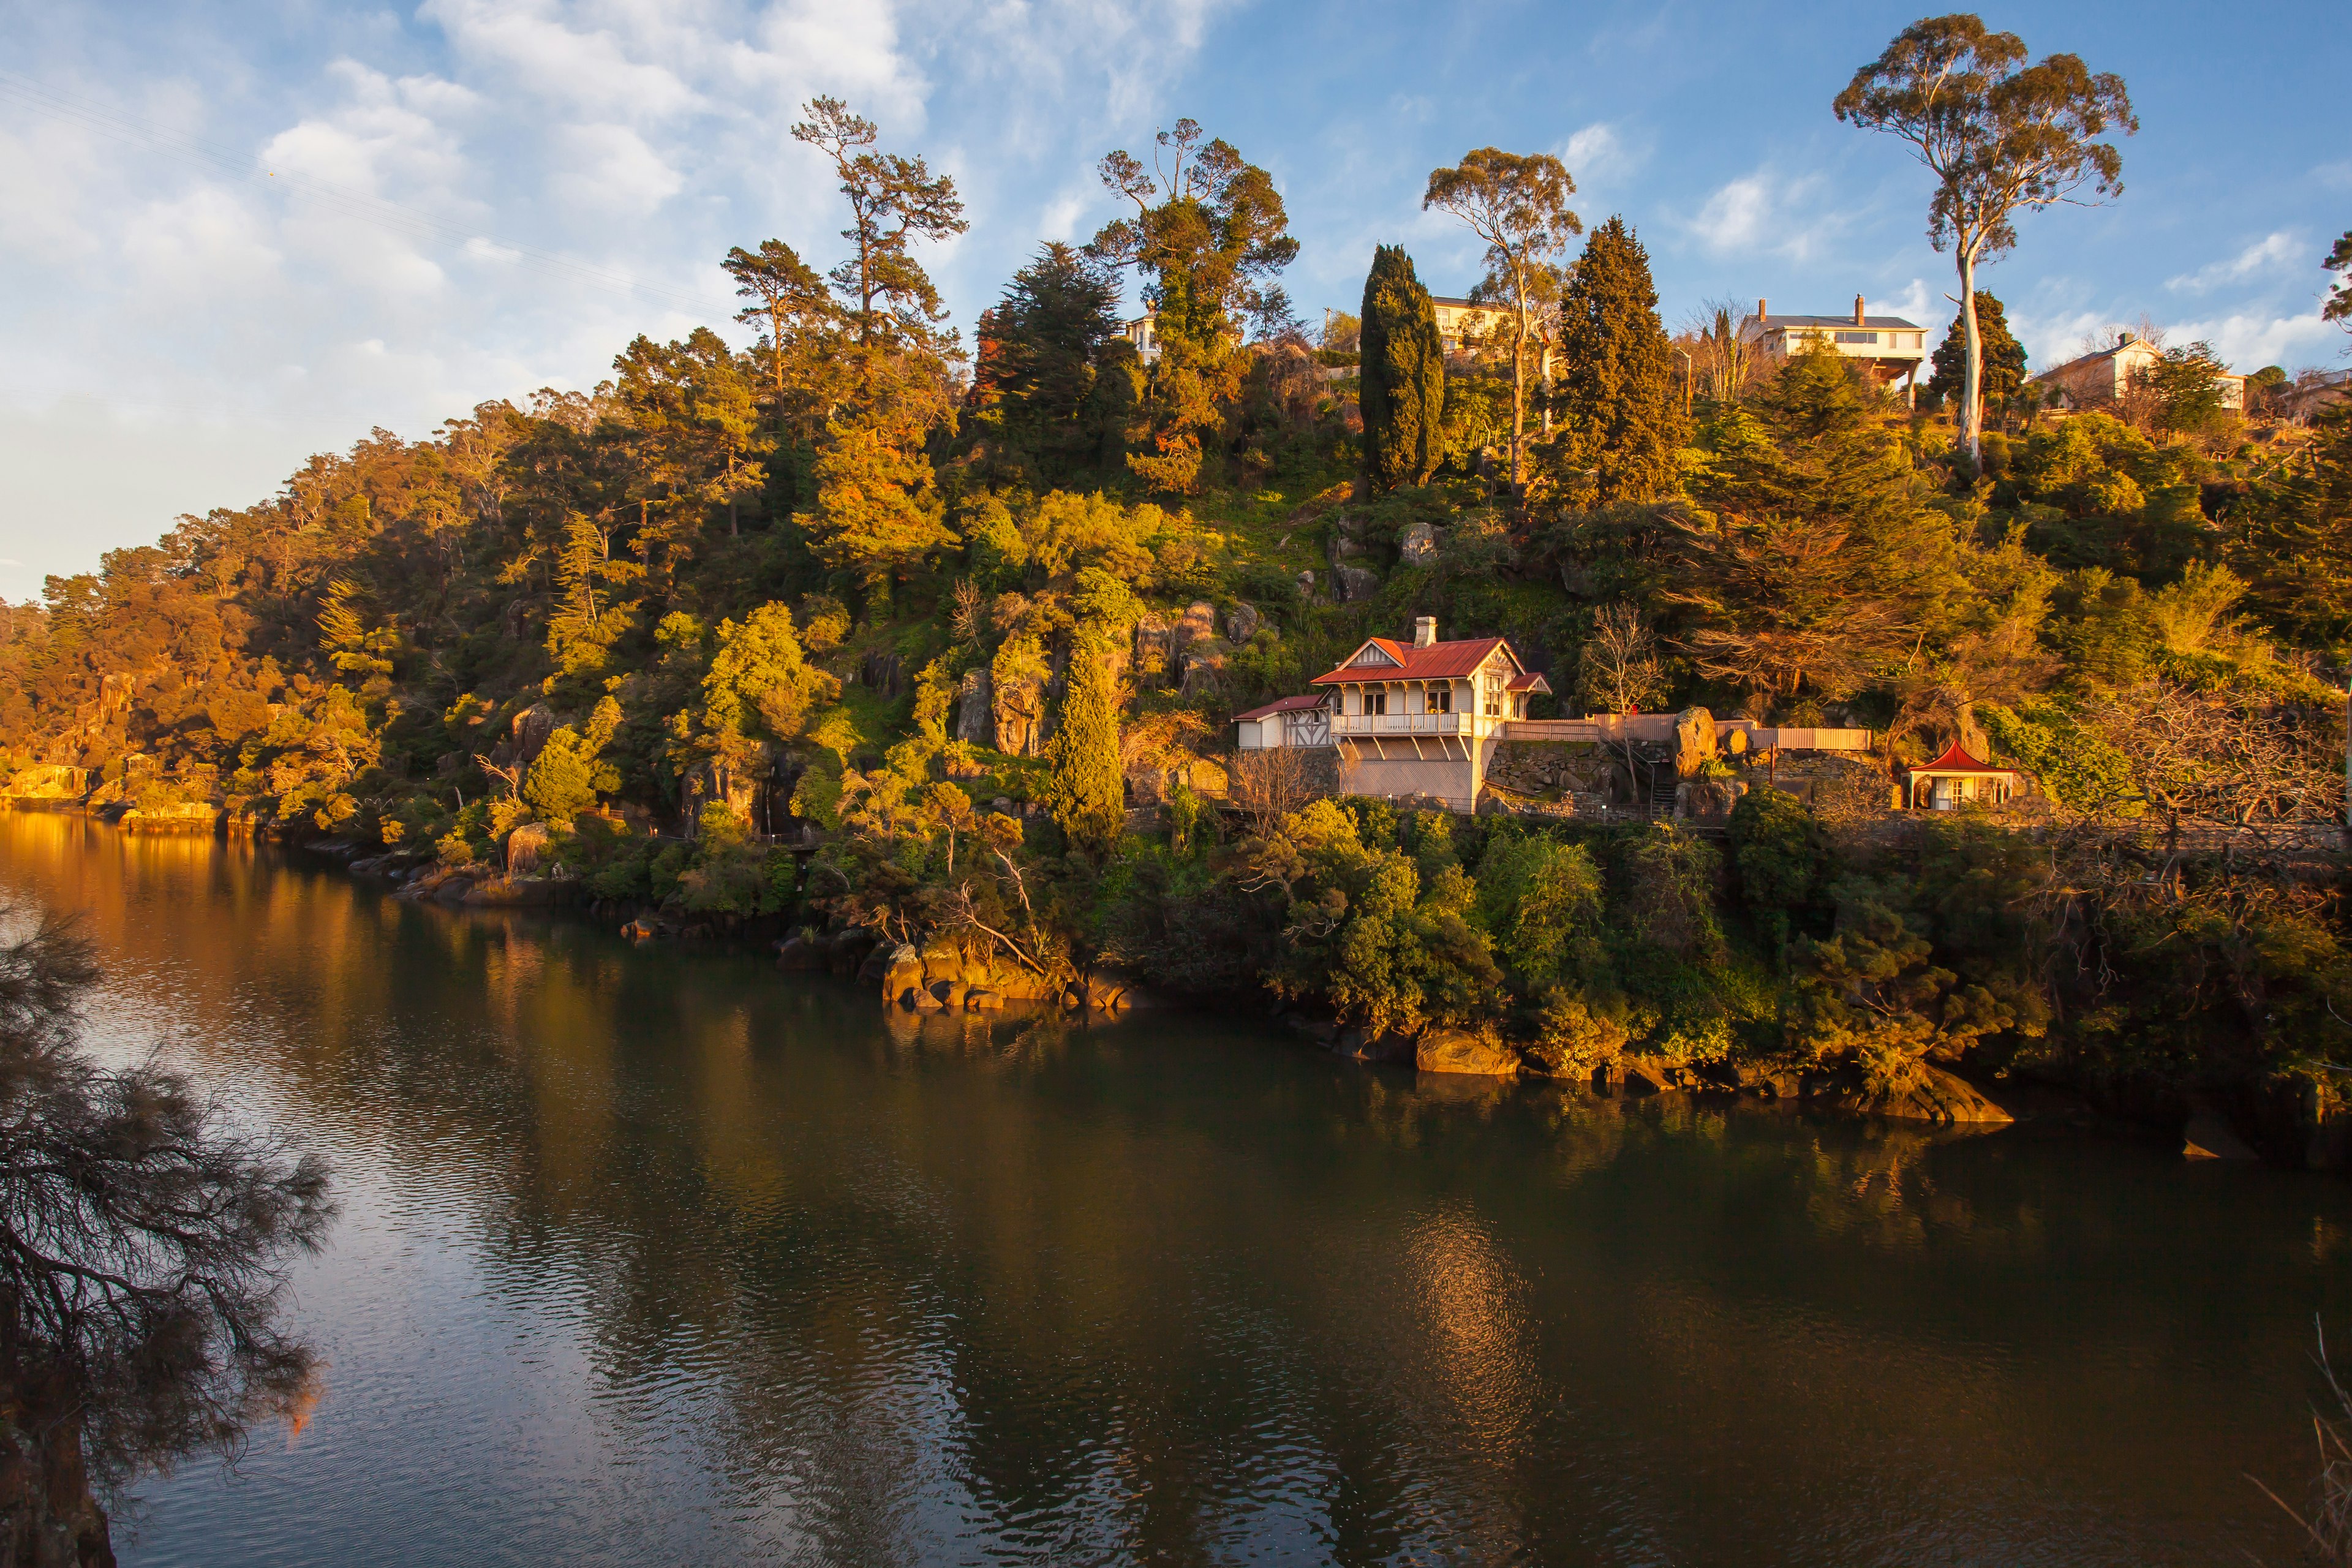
[1754,296,1928,402]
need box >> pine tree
[974,243,1123,466]
[1925,293,2026,416]
[1359,244,1446,491]
[1043,634,1125,858]
[1545,217,1686,507]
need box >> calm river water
[0,812,2342,1566]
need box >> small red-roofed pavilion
[1903,742,2024,810]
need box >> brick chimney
[1854,293,1866,326]
[1757,298,1767,322]
[1413,616,1438,649]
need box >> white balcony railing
[1330,712,1479,737]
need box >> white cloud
[549,123,682,216]
[417,0,704,123]
[1036,186,1090,244]
[1869,278,1932,324]
[2165,230,2299,293]
[1681,167,1837,261]
[1559,122,1627,185]
[2161,309,2335,372]
[121,185,283,300]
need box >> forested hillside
[3,103,2348,1154]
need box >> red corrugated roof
[1506,671,1551,692]
[1311,636,1519,684]
[1909,742,2015,774]
[1234,695,1327,722]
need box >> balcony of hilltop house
[1329,708,1480,739]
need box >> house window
[1428,682,1450,712]
[1482,677,1502,717]
[1365,688,1387,716]
[1834,330,1878,345]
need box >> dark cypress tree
[1924,293,2026,416]
[1547,217,1686,507]
[1359,244,1446,491]
[972,243,1124,478]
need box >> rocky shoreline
[7,804,2291,1163]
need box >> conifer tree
[1359,244,1445,491]
[1545,217,1687,507]
[1043,635,1125,858]
[1925,293,2026,416]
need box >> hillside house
[1430,296,1526,356]
[1120,311,1161,365]
[1755,295,1928,402]
[1234,617,1881,813]
[2030,332,2247,413]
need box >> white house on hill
[2030,332,2246,413]
[1755,295,1928,402]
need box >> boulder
[1177,638,1229,698]
[775,934,826,971]
[512,704,558,770]
[1617,1055,1680,1094]
[432,875,475,905]
[1223,601,1262,643]
[1334,564,1379,604]
[1176,601,1219,650]
[1333,1027,1415,1064]
[1075,970,1134,1011]
[992,670,1049,757]
[2182,1102,2258,1161]
[1398,518,1438,565]
[954,666,995,746]
[506,821,552,876]
[1673,707,1718,777]
[1296,568,1316,601]
[881,943,927,1007]
[964,989,1004,1011]
[464,875,557,907]
[1847,1065,2015,1125]
[623,914,657,941]
[1415,1027,1518,1077]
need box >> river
[0,811,2340,1566]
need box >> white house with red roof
[1234,617,1548,810]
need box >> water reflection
[0,812,2339,1566]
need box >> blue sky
[1,0,2345,601]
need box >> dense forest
[3,98,2349,1156]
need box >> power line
[0,69,742,320]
